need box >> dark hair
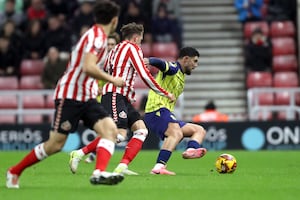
[252,27,263,36]
[108,32,120,43]
[205,100,216,110]
[120,22,144,40]
[93,0,120,24]
[178,47,200,58]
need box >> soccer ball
[215,153,237,174]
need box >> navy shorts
[144,108,186,140]
[51,99,109,134]
[101,92,141,129]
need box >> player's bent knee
[132,129,148,142]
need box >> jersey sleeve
[149,57,178,75]
[129,45,169,97]
[85,30,106,56]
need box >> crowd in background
[0,0,182,87]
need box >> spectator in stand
[0,20,23,68]
[71,1,94,43]
[45,0,69,20]
[0,0,24,28]
[192,100,229,123]
[267,0,297,23]
[0,0,23,13]
[26,0,47,21]
[0,36,19,76]
[44,15,71,54]
[234,0,264,24]
[22,19,46,59]
[152,3,178,44]
[41,47,67,89]
[152,0,180,20]
[244,27,272,72]
[121,0,152,43]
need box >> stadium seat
[23,95,45,109]
[0,95,18,109]
[273,72,299,87]
[20,59,45,76]
[272,37,296,56]
[256,92,274,105]
[141,43,152,57]
[0,115,16,124]
[22,114,44,124]
[276,111,296,120]
[243,21,269,38]
[19,75,44,89]
[270,21,296,37]
[0,76,19,90]
[272,55,298,72]
[45,94,55,108]
[246,72,272,88]
[152,42,178,58]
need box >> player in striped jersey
[6,1,124,188]
[143,47,207,175]
[68,22,175,175]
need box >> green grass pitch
[1,150,300,200]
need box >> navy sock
[187,140,201,149]
[156,149,172,164]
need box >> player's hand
[112,77,125,87]
[98,86,103,96]
[167,93,175,102]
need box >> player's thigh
[181,122,204,137]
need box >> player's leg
[7,130,68,188]
[181,123,207,159]
[83,99,124,185]
[150,122,182,175]
[114,119,147,175]
[7,99,77,189]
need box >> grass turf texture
[1,150,300,200]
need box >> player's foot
[84,153,96,163]
[90,170,124,185]
[150,166,176,175]
[182,147,207,159]
[6,170,19,189]
[113,163,138,175]
[69,150,83,174]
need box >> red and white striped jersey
[102,40,168,103]
[54,25,107,102]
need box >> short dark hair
[178,47,200,58]
[93,1,120,25]
[205,100,216,110]
[120,22,144,40]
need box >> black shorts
[101,92,141,129]
[51,99,109,134]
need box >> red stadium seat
[246,72,272,88]
[45,94,54,108]
[270,21,296,37]
[272,55,298,72]
[243,21,269,38]
[256,92,274,105]
[20,59,45,76]
[0,76,19,90]
[275,91,294,105]
[272,37,296,56]
[22,114,44,124]
[23,95,45,109]
[0,95,18,109]
[19,75,44,89]
[273,72,299,87]
[0,115,16,124]
[141,43,152,57]
[152,42,178,58]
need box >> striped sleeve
[129,45,169,97]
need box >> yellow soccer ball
[215,153,237,173]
